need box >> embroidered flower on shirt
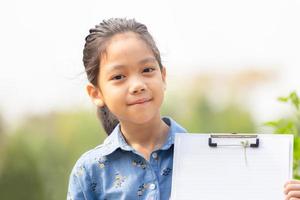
[76,165,85,176]
[90,182,97,192]
[114,172,126,188]
[162,167,172,176]
[96,156,108,169]
[132,159,147,169]
[137,183,147,196]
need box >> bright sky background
[0,0,300,127]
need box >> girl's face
[95,32,166,125]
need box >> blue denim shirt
[67,117,187,200]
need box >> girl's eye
[112,75,125,80]
[143,67,155,73]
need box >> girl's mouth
[128,98,152,106]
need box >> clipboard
[171,133,293,200]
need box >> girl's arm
[284,180,300,200]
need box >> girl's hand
[284,180,300,200]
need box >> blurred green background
[0,85,299,200]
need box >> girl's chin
[121,112,160,125]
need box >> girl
[67,18,300,200]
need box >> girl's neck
[119,115,169,160]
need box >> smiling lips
[128,98,152,106]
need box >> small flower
[137,183,147,196]
[114,172,126,188]
[162,167,172,176]
[76,165,85,176]
[132,160,137,166]
[90,182,97,192]
[137,190,143,196]
[141,164,147,169]
[97,157,107,169]
[132,159,147,170]
[99,163,105,168]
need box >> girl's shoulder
[74,142,115,168]
[72,129,121,171]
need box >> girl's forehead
[101,32,154,64]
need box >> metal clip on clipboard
[208,133,259,148]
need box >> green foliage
[0,133,45,200]
[162,93,255,133]
[264,91,300,179]
[0,110,106,200]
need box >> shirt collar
[160,117,187,150]
[99,116,187,156]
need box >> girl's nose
[129,78,147,94]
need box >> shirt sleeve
[67,169,87,200]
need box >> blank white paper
[171,134,293,200]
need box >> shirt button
[149,183,156,190]
[152,152,158,159]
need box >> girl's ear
[86,83,105,107]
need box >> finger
[285,183,300,194]
[285,180,300,188]
[286,191,300,200]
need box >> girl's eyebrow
[106,57,157,72]
[138,57,157,64]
